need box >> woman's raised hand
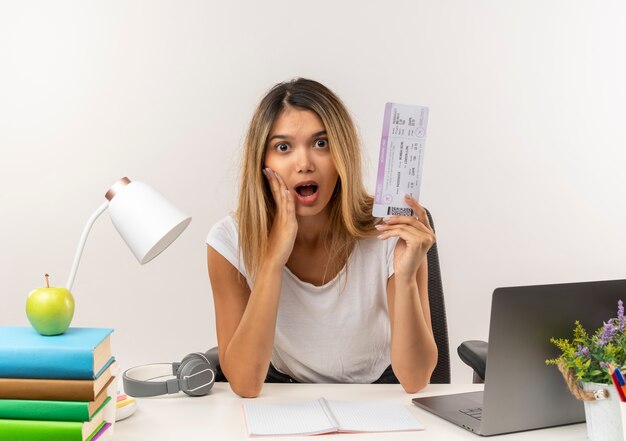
[375,194,436,281]
[263,168,298,267]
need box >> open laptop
[412,279,626,436]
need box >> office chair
[423,208,451,384]
[457,340,488,383]
[426,208,486,384]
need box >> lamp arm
[65,201,110,291]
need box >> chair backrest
[424,208,450,384]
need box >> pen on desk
[614,368,626,399]
[610,369,626,402]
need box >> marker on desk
[614,368,626,400]
[610,370,626,402]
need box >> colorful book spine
[91,422,112,441]
[0,419,106,441]
[0,327,113,379]
[0,364,116,401]
[0,391,115,441]
[0,396,111,422]
[0,397,109,441]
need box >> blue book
[0,327,114,380]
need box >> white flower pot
[583,382,623,441]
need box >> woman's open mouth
[294,182,319,204]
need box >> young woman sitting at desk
[206,78,437,398]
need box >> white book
[242,397,424,437]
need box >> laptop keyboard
[460,407,483,421]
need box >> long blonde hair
[237,78,377,282]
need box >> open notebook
[243,398,423,437]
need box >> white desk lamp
[66,177,192,291]
[26,176,191,336]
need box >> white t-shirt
[206,215,398,383]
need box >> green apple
[26,274,75,336]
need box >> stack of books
[0,327,117,441]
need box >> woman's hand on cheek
[263,168,298,267]
[375,195,435,282]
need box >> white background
[1,0,625,384]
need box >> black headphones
[122,349,217,397]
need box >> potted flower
[546,300,625,441]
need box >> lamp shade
[106,178,191,264]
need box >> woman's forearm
[221,260,284,397]
[389,272,438,393]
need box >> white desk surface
[114,383,587,440]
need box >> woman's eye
[276,143,289,152]
[314,139,328,149]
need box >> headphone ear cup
[178,353,215,397]
[206,347,219,370]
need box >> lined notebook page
[327,399,424,432]
[243,399,337,436]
